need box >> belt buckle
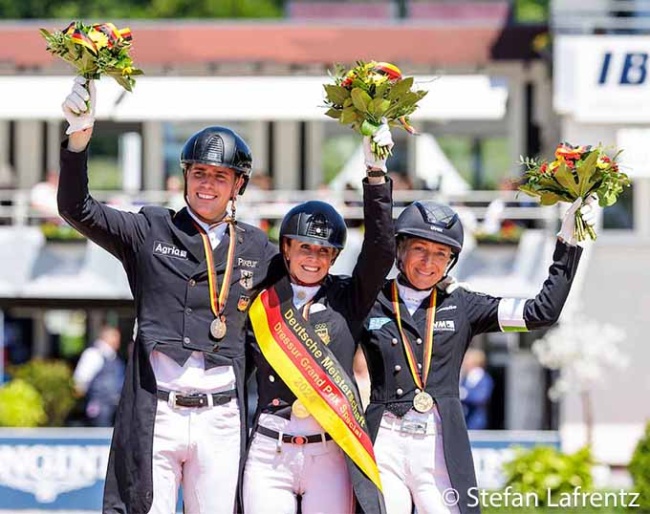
[290,435,307,445]
[400,420,428,435]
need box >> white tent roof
[330,132,471,193]
[0,75,507,121]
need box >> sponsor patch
[237,294,251,312]
[314,323,330,345]
[433,320,455,331]
[239,270,254,290]
[368,317,391,330]
[237,257,258,268]
[153,241,188,260]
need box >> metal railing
[0,188,555,227]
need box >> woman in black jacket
[243,125,395,514]
[360,198,595,514]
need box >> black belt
[157,389,236,408]
[256,425,332,446]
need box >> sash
[249,278,382,492]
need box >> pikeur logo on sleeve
[153,241,189,260]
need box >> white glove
[558,195,598,245]
[362,119,394,172]
[62,76,96,135]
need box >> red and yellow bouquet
[40,21,142,92]
[519,143,631,241]
[323,61,427,160]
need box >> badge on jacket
[314,323,330,345]
[368,317,391,330]
[239,270,254,290]
[237,294,251,312]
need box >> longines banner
[0,428,559,510]
[555,35,650,124]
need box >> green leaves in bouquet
[323,61,428,135]
[40,21,142,92]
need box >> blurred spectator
[459,348,494,430]
[73,326,125,427]
[30,170,61,224]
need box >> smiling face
[399,237,453,290]
[282,238,338,286]
[185,164,244,223]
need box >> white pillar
[507,75,527,176]
[247,120,269,176]
[304,121,324,190]
[273,121,300,190]
[0,121,13,187]
[142,121,164,190]
[16,120,43,188]
[46,120,61,173]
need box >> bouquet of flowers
[40,21,143,92]
[323,61,427,160]
[519,142,631,241]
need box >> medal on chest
[210,316,227,340]
[391,279,437,413]
[192,220,237,341]
[291,399,310,419]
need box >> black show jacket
[361,241,582,514]
[58,145,277,514]
[247,179,395,514]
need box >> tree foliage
[0,0,283,19]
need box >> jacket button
[185,308,192,314]
[269,375,275,382]
[394,365,401,372]
[416,338,423,345]
[391,338,398,346]
[183,337,190,344]
[396,388,404,396]
[189,279,196,287]
[417,363,422,370]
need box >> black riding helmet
[280,201,347,250]
[395,200,464,273]
[180,126,253,195]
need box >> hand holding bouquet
[40,21,142,92]
[519,143,631,241]
[323,61,427,162]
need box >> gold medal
[210,317,227,340]
[291,399,310,419]
[413,391,434,413]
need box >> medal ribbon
[192,220,237,320]
[250,279,382,491]
[391,279,436,391]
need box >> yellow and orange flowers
[40,21,142,92]
[323,60,427,160]
[519,143,630,241]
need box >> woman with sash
[360,198,596,514]
[244,123,395,514]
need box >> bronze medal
[291,399,310,419]
[210,317,227,340]
[413,391,434,413]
